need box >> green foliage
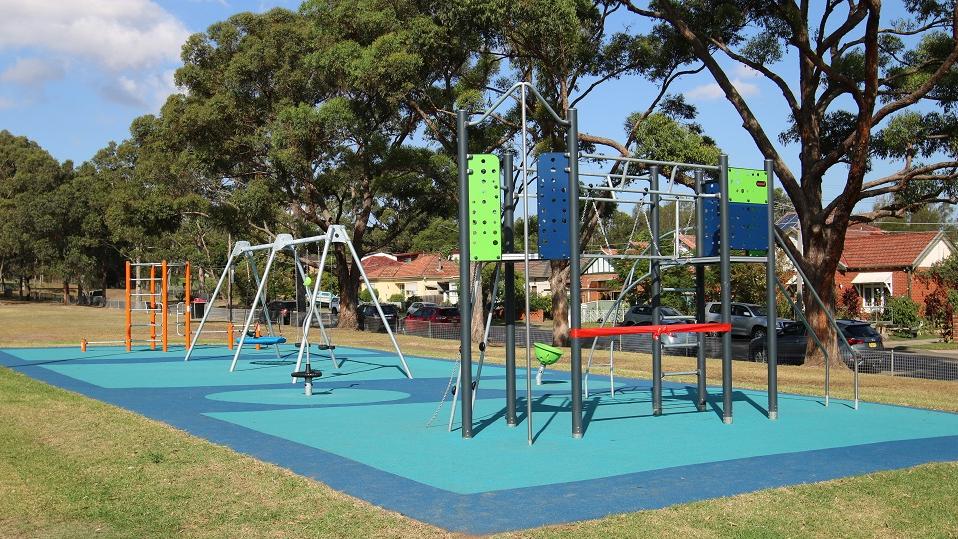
[884,296,921,332]
[358,287,377,302]
[529,292,552,314]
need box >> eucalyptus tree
[622,0,958,365]
[162,5,488,327]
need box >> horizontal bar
[662,370,699,376]
[579,153,720,171]
[581,253,679,260]
[580,196,650,204]
[82,340,128,344]
[500,253,542,261]
[662,256,769,265]
[663,287,696,292]
[579,171,650,181]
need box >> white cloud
[0,0,190,71]
[100,70,178,109]
[685,78,760,101]
[0,57,65,86]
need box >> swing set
[185,225,412,380]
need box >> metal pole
[568,108,584,438]
[344,236,413,378]
[246,252,282,359]
[125,261,131,352]
[185,250,236,361]
[521,85,534,445]
[765,159,778,419]
[719,154,733,424]
[162,260,169,352]
[650,166,663,416]
[185,262,191,349]
[503,152,518,426]
[150,264,157,350]
[295,236,334,374]
[694,170,707,412]
[230,249,278,372]
[456,109,473,438]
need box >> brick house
[833,229,955,313]
[361,252,460,304]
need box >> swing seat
[534,342,563,366]
[240,336,288,346]
[291,366,323,381]
[316,344,336,351]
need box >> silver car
[406,301,437,316]
[705,302,791,339]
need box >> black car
[357,303,400,332]
[748,319,885,371]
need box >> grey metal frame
[454,82,786,442]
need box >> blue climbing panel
[702,178,769,255]
[537,153,571,260]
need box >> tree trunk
[549,259,570,347]
[471,262,484,343]
[19,275,24,299]
[62,279,70,305]
[334,246,359,329]
[800,228,846,368]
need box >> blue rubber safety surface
[2,345,958,534]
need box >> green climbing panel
[728,167,769,204]
[468,154,502,261]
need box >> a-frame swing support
[184,226,412,379]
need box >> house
[362,251,620,305]
[834,230,954,313]
[361,252,459,304]
[777,214,956,313]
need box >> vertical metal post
[125,261,132,352]
[568,108,584,439]
[520,86,534,445]
[719,154,733,424]
[694,170,707,412]
[650,166,662,416]
[162,260,169,352]
[185,250,236,361]
[765,159,778,419]
[150,264,157,350]
[503,152,517,426]
[185,262,191,349]
[456,109,473,439]
[231,249,279,372]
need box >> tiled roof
[363,253,459,280]
[840,231,940,269]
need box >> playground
[1,304,958,536]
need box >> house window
[855,283,889,311]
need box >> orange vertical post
[184,262,191,349]
[125,261,132,352]
[162,260,169,352]
[228,323,235,350]
[150,265,157,350]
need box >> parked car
[748,319,885,370]
[357,303,401,331]
[406,306,461,324]
[622,304,694,326]
[407,301,438,316]
[705,302,791,339]
[259,300,299,325]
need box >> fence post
[890,349,894,374]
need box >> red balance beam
[570,323,732,340]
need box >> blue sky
[0,1,919,209]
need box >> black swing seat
[291,365,323,380]
[316,344,336,351]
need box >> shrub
[884,296,921,333]
[836,287,862,319]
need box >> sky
[0,0,923,210]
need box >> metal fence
[91,299,958,383]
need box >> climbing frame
[467,154,502,261]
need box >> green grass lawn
[2,302,958,537]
